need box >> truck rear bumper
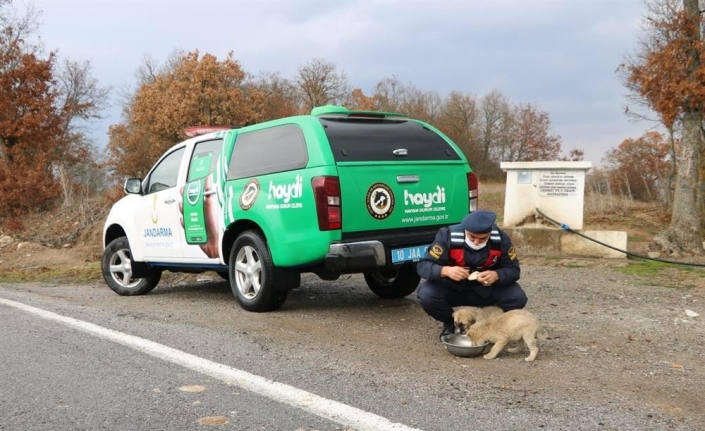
[325,241,386,271]
[323,227,442,272]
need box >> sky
[25,0,659,166]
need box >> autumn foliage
[602,131,672,201]
[0,26,63,218]
[107,51,268,179]
[621,0,704,254]
[105,57,568,183]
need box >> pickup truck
[101,105,478,311]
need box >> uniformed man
[416,210,528,340]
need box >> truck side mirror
[123,178,143,195]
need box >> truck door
[181,138,225,261]
[136,146,187,260]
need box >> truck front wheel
[363,263,421,299]
[101,236,161,296]
[229,230,288,312]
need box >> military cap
[461,210,496,233]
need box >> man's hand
[477,270,498,286]
[441,266,471,282]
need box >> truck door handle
[164,198,176,204]
[397,175,420,183]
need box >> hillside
[0,182,703,284]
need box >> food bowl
[441,333,491,357]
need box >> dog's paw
[483,354,496,360]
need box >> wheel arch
[222,220,266,260]
[104,224,127,248]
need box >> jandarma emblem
[240,179,260,210]
[365,183,395,220]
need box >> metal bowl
[441,333,491,357]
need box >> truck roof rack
[311,105,407,120]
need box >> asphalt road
[0,302,353,431]
[0,270,701,431]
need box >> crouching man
[416,210,528,340]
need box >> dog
[464,309,545,362]
[452,306,505,334]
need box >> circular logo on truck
[365,182,395,220]
[186,181,201,205]
[239,178,260,210]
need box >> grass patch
[0,262,102,283]
[619,260,670,277]
[617,260,698,278]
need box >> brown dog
[464,309,545,362]
[452,306,504,334]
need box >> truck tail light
[467,172,479,212]
[312,176,342,231]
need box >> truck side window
[187,139,223,182]
[227,124,308,180]
[145,147,186,194]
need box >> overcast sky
[27,0,657,166]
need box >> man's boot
[440,321,455,340]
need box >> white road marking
[0,297,423,431]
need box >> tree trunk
[653,110,704,255]
[665,125,676,207]
[697,126,705,237]
[653,0,705,255]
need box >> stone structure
[499,161,627,258]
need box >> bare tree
[373,75,407,112]
[479,90,511,161]
[439,91,479,158]
[54,58,111,202]
[296,58,350,111]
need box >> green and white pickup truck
[101,105,478,311]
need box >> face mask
[465,238,488,250]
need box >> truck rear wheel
[364,263,421,299]
[229,230,288,312]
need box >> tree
[438,91,480,160]
[622,0,704,255]
[373,76,407,112]
[54,58,111,204]
[603,131,671,201]
[398,86,442,124]
[502,103,562,162]
[479,90,511,162]
[107,51,266,179]
[562,148,585,162]
[0,6,61,217]
[250,72,299,119]
[0,2,108,220]
[348,88,376,111]
[296,58,350,112]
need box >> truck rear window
[320,118,462,162]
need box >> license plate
[391,245,429,264]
